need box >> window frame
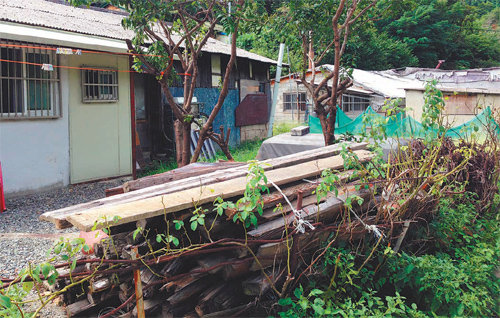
[283,92,307,112]
[0,40,61,120]
[341,93,370,113]
[81,67,119,103]
[210,54,222,88]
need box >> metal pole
[228,2,232,44]
[267,43,285,138]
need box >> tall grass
[139,139,264,177]
[272,122,305,135]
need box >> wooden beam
[66,150,373,231]
[40,142,367,229]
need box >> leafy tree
[377,0,500,68]
[71,0,246,166]
[275,0,380,145]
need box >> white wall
[0,67,70,195]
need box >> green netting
[308,106,353,133]
[385,116,427,138]
[445,107,500,139]
[308,106,499,139]
[335,106,383,135]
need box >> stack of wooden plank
[40,142,387,317]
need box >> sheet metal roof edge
[404,86,500,95]
[0,0,278,64]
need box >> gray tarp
[257,133,407,161]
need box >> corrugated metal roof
[0,0,277,64]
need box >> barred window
[0,40,61,119]
[283,92,306,111]
[341,93,370,112]
[82,69,118,102]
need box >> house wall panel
[0,66,70,196]
[406,89,500,126]
[68,53,131,183]
[169,87,240,146]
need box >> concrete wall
[0,67,70,196]
[241,124,268,141]
[272,79,309,124]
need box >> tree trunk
[182,122,191,167]
[325,105,337,145]
[174,120,184,166]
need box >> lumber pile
[37,142,396,317]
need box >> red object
[79,230,108,255]
[435,60,446,69]
[0,162,5,212]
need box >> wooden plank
[108,161,245,196]
[248,187,372,239]
[41,142,367,229]
[66,150,373,232]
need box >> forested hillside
[237,0,500,71]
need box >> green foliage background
[238,0,499,71]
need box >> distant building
[271,65,500,125]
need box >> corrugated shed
[0,0,277,64]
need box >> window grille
[341,93,370,112]
[283,92,307,111]
[82,69,118,102]
[0,40,61,119]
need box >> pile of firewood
[36,142,398,317]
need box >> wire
[0,42,165,58]
[0,57,191,75]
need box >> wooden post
[131,247,145,318]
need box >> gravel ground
[0,178,128,317]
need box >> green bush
[278,192,500,317]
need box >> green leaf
[312,303,325,315]
[71,258,77,271]
[83,244,90,252]
[191,221,198,231]
[42,263,51,278]
[174,221,183,230]
[250,213,258,227]
[172,237,179,247]
[61,254,69,261]
[133,227,142,240]
[0,295,12,309]
[309,289,324,297]
[298,299,309,310]
[197,217,205,226]
[47,273,58,286]
[53,243,63,254]
[23,281,34,292]
[278,298,292,306]
[156,234,163,243]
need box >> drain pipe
[267,43,285,138]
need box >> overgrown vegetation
[275,81,500,317]
[1,83,499,317]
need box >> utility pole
[267,43,285,138]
